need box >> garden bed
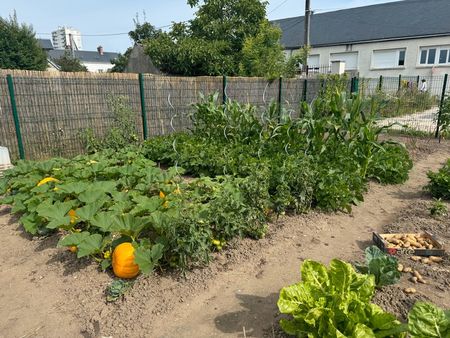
[0,137,449,337]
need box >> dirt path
[0,139,448,338]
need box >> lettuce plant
[408,302,450,338]
[277,259,406,337]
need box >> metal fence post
[350,77,355,94]
[416,75,420,88]
[378,75,383,91]
[435,73,448,139]
[138,73,148,140]
[6,74,25,160]
[302,79,308,102]
[354,78,359,95]
[398,74,402,91]
[278,76,283,118]
[222,75,228,105]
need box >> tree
[145,0,287,77]
[111,48,132,72]
[240,20,286,79]
[53,51,87,72]
[0,13,47,70]
[111,14,162,73]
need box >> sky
[0,0,401,53]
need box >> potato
[410,256,422,262]
[430,256,443,263]
[403,242,411,248]
[409,276,418,283]
[427,244,434,250]
[404,287,417,294]
[418,278,427,284]
[422,258,431,264]
[403,267,412,273]
[397,264,404,272]
[413,270,422,279]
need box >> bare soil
[0,137,449,338]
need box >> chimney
[97,45,104,55]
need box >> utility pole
[304,0,311,74]
[304,0,311,47]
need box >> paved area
[377,107,439,134]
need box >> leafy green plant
[367,144,413,184]
[429,198,448,217]
[355,246,401,288]
[426,159,450,200]
[106,279,134,302]
[408,302,450,338]
[79,95,139,153]
[277,259,407,337]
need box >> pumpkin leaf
[101,259,112,272]
[131,195,161,216]
[57,182,90,195]
[76,201,105,222]
[112,214,149,239]
[36,200,71,219]
[57,232,103,258]
[20,213,40,235]
[90,211,118,232]
[134,243,164,274]
[77,189,108,204]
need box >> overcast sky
[0,0,401,53]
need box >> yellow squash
[112,243,140,279]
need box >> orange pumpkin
[112,243,140,279]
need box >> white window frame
[418,46,450,66]
[329,52,359,70]
[371,48,406,70]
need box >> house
[38,39,119,72]
[272,0,450,77]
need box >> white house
[38,39,119,73]
[272,0,450,78]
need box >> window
[307,54,320,67]
[372,49,406,69]
[398,50,406,66]
[419,46,450,65]
[330,52,358,70]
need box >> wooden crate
[373,231,445,256]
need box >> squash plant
[0,148,269,274]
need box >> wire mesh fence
[0,70,446,161]
[360,75,445,136]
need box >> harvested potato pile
[382,234,435,249]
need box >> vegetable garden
[1,85,449,337]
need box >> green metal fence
[0,70,447,161]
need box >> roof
[271,0,450,49]
[47,50,119,64]
[38,39,54,50]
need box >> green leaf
[58,232,103,258]
[134,243,164,274]
[112,214,149,239]
[101,259,111,271]
[131,195,161,215]
[77,189,108,204]
[408,302,450,338]
[353,324,376,338]
[20,213,40,235]
[76,201,105,222]
[90,211,118,232]
[77,234,103,258]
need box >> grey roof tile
[47,50,119,63]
